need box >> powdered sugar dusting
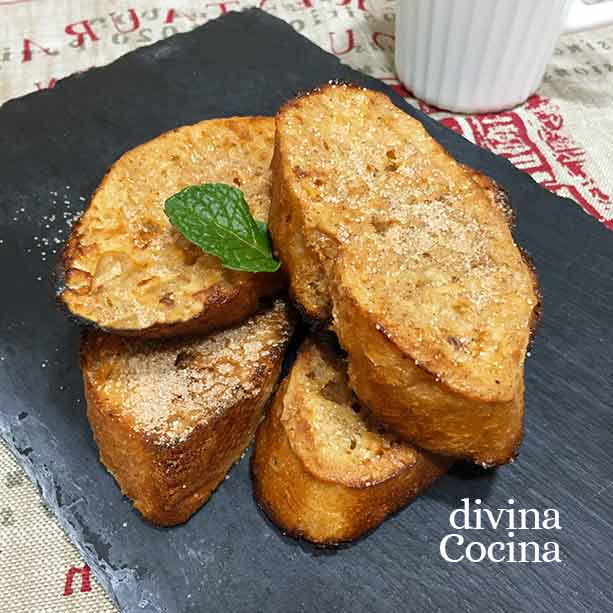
[88,300,292,445]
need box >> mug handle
[564,0,613,33]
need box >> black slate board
[1,9,612,613]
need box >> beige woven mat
[0,2,612,611]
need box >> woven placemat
[0,1,611,610]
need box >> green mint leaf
[255,220,268,235]
[164,183,281,273]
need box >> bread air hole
[174,350,197,369]
[159,293,175,307]
[321,378,348,404]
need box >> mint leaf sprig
[164,183,281,273]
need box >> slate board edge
[0,426,128,609]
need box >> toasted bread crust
[81,300,294,525]
[61,116,285,338]
[269,140,328,320]
[269,84,539,464]
[251,341,450,545]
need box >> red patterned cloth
[0,2,611,611]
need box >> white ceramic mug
[395,0,613,113]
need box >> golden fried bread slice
[251,340,450,546]
[81,300,293,526]
[270,84,514,321]
[269,85,539,465]
[61,116,284,338]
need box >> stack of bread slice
[62,117,293,525]
[60,85,538,544]
[269,85,539,468]
[252,338,451,545]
